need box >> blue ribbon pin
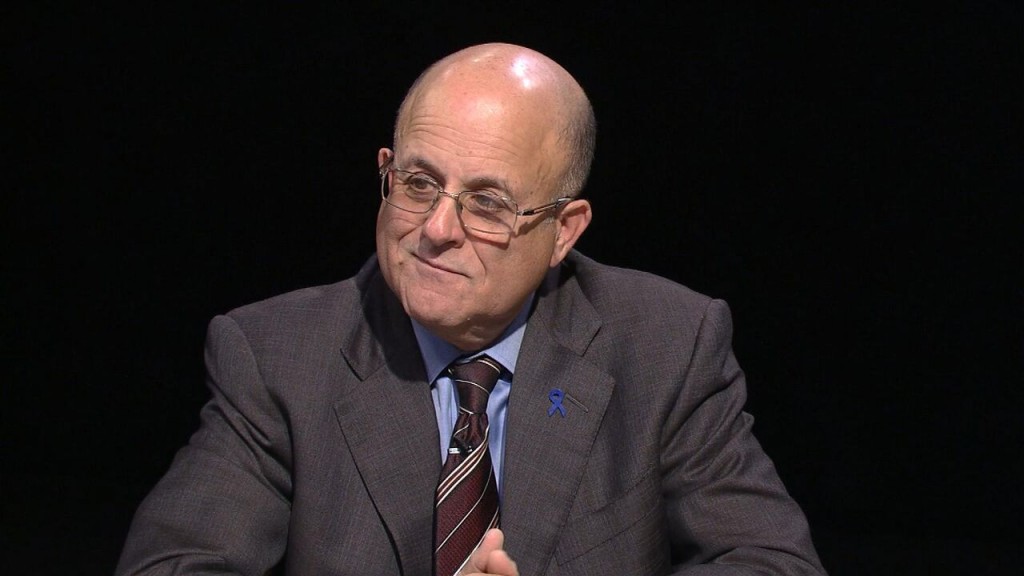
[548,388,567,417]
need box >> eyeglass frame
[378,155,574,234]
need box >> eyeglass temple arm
[518,197,573,216]
[379,155,394,176]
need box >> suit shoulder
[558,252,734,378]
[232,279,356,317]
[568,252,716,318]
[215,275,363,343]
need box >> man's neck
[411,294,534,383]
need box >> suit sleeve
[116,314,292,576]
[660,299,827,575]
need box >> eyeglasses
[379,157,572,235]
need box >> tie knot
[448,356,502,414]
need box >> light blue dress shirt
[411,297,532,500]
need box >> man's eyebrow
[403,156,514,196]
[404,155,443,176]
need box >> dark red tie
[434,356,502,576]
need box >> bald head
[394,43,596,198]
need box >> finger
[480,548,518,576]
[477,528,504,555]
[459,529,518,576]
[462,529,503,574]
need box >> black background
[6,2,1022,574]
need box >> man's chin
[412,317,473,349]
[405,305,464,335]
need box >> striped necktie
[434,355,502,576]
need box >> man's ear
[549,199,592,267]
[378,148,393,169]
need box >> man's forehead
[405,89,513,129]
[399,152,514,192]
[397,95,545,166]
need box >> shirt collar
[412,293,534,383]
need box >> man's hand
[458,529,519,576]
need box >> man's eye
[465,193,510,213]
[405,175,437,195]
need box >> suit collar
[535,253,602,355]
[338,255,423,382]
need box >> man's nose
[421,193,466,246]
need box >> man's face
[375,86,566,350]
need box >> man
[117,43,826,575]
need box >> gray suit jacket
[117,251,826,575]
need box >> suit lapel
[333,262,440,575]
[502,259,614,576]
